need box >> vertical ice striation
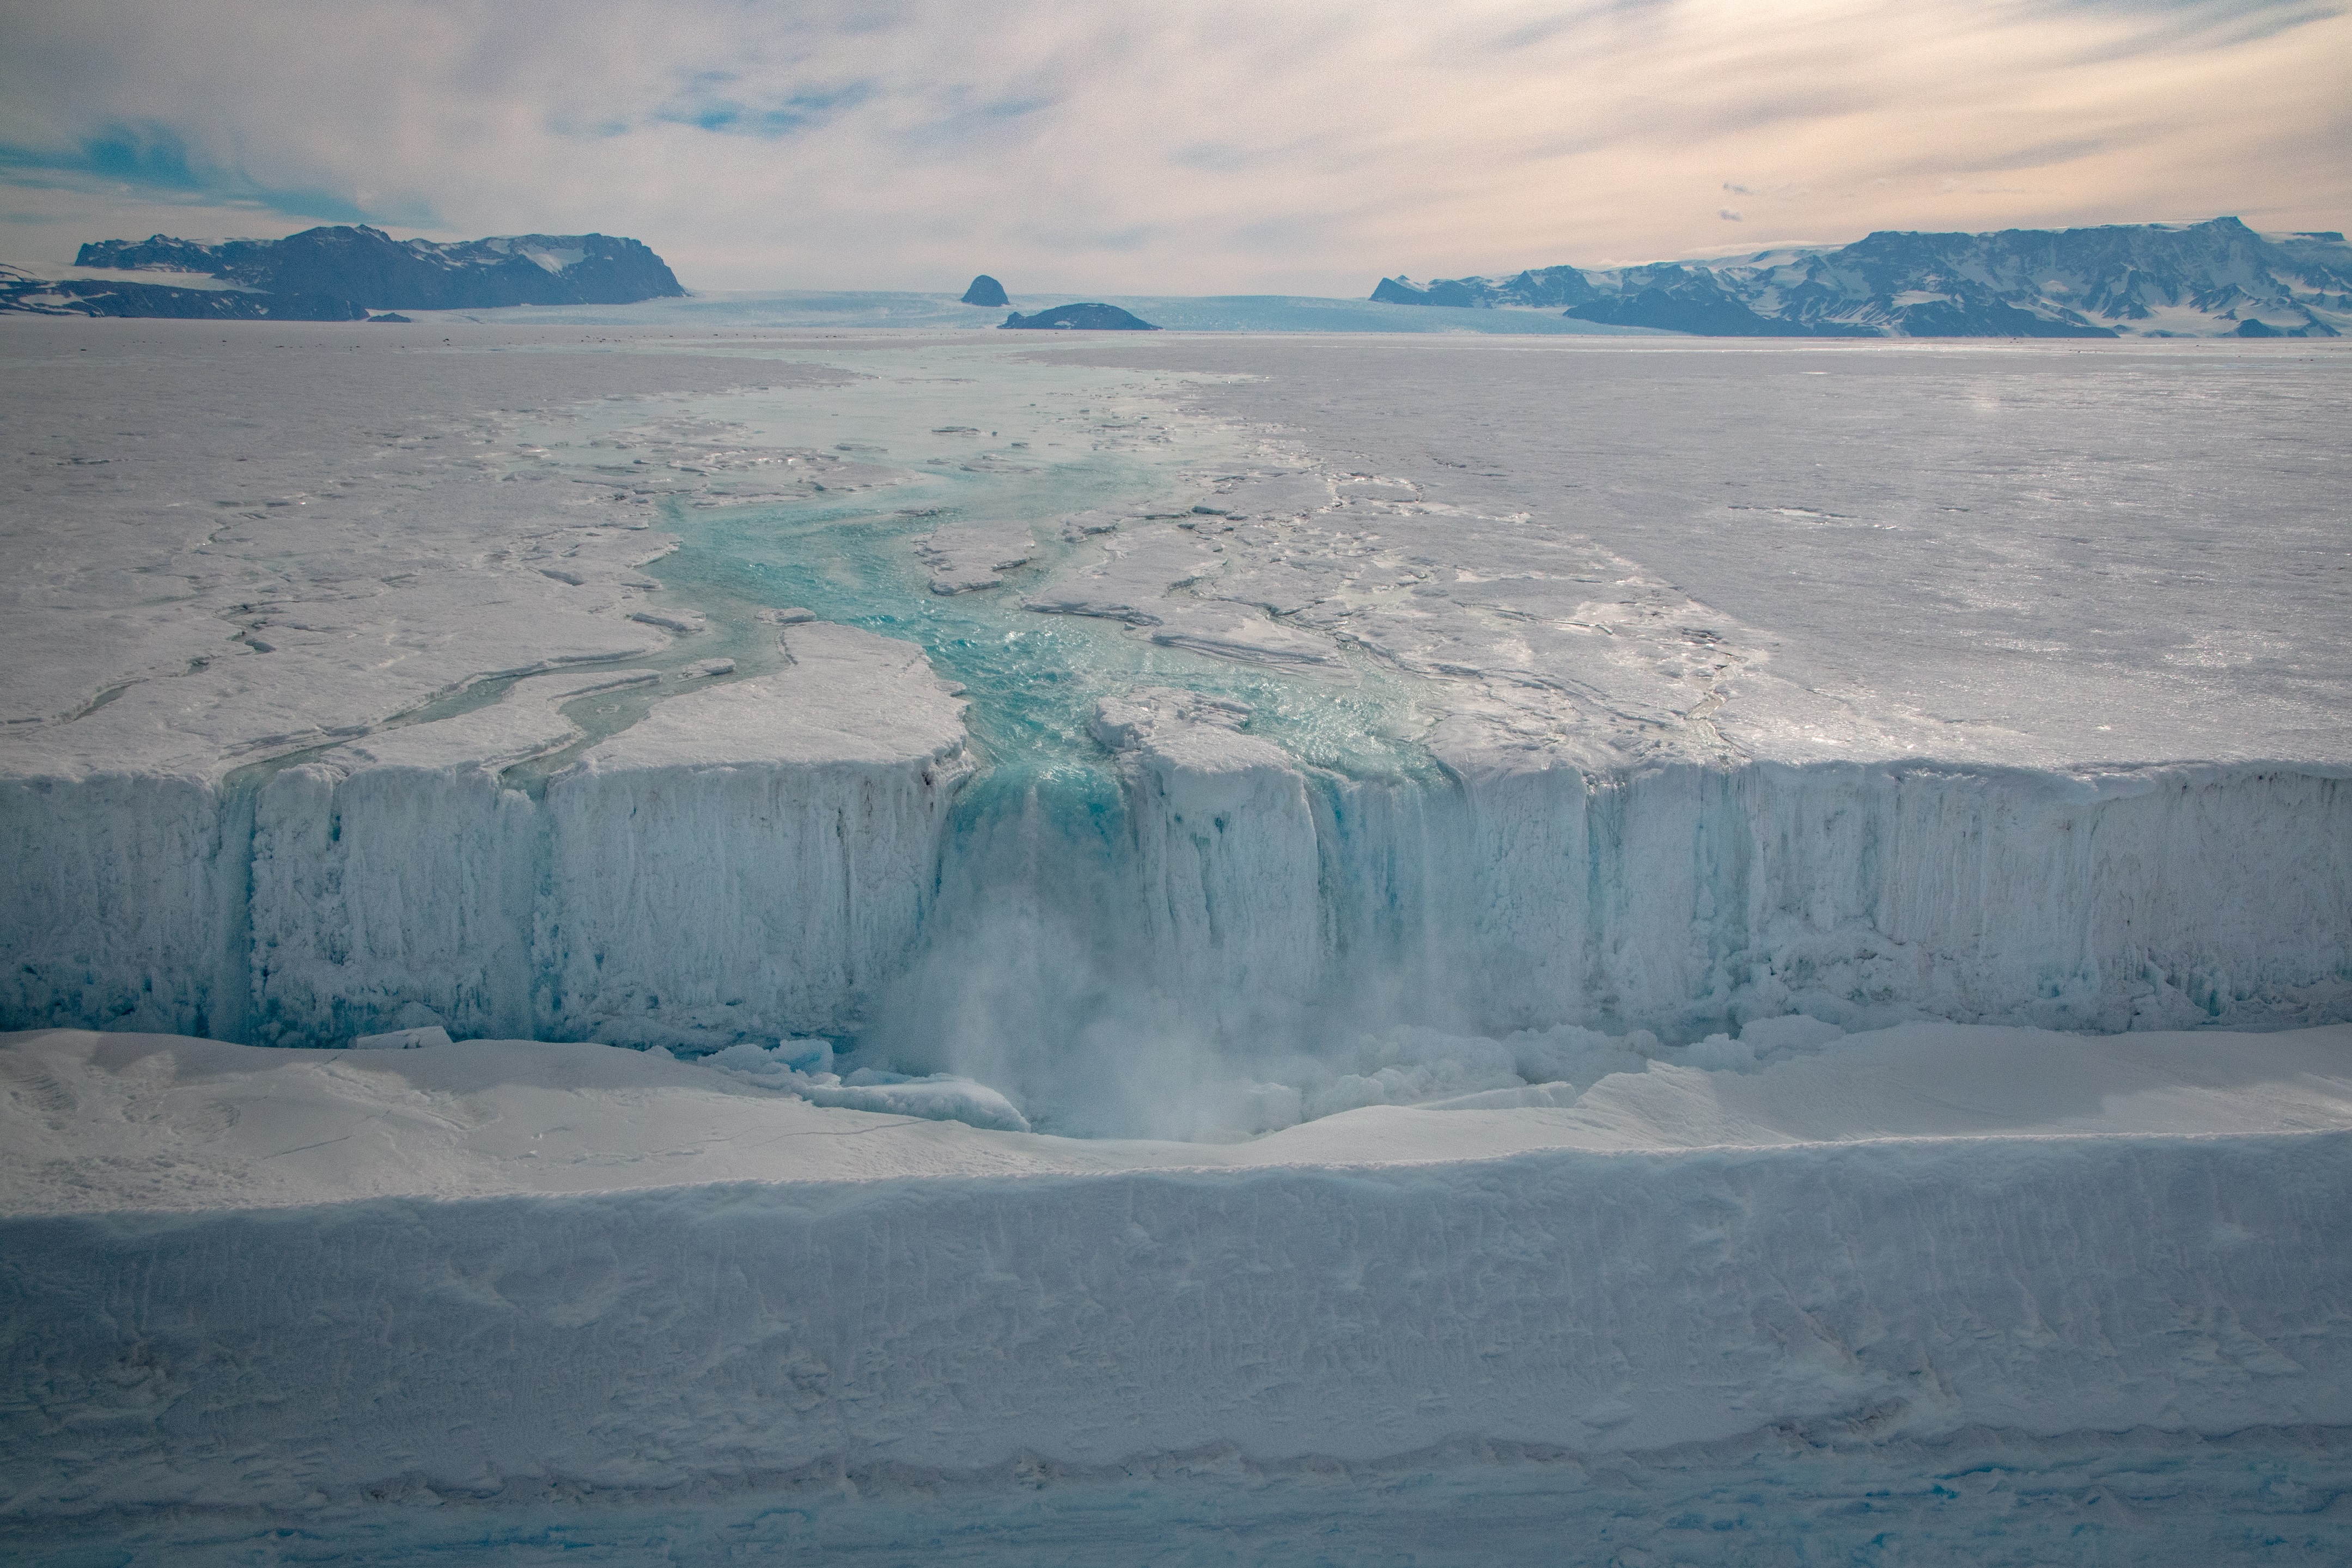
[253,760,539,1045]
[247,668,671,1046]
[5,659,2346,1101]
[2,770,242,1040]
[539,626,973,1047]
[873,679,2349,1132]
[1434,753,2351,1040]
[1089,690,1324,1031]
[27,626,974,1053]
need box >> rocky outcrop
[1374,266,1594,309]
[1000,302,1159,331]
[1562,265,1878,337]
[1371,218,2352,338]
[1,225,688,320]
[1372,276,1480,307]
[0,265,367,320]
[960,274,1009,306]
[76,225,686,308]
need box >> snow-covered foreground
[5,1023,2350,1561]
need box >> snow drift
[4,1023,2349,1517]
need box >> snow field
[3,1023,2349,1520]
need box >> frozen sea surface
[1053,333,2352,770]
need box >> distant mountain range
[0,224,683,320]
[10,215,2343,336]
[1372,218,2350,338]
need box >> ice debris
[701,1039,1032,1133]
[351,1025,454,1051]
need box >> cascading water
[617,398,2352,1137]
[639,420,1485,1134]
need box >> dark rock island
[1,225,685,320]
[1000,303,1159,331]
[1373,218,2351,338]
[961,274,1009,306]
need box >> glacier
[13,713,2341,1137]
[2,316,2348,1558]
[4,325,2344,1133]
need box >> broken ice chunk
[910,521,1037,594]
[1145,602,1340,667]
[698,1042,1029,1132]
[627,607,706,634]
[1088,686,1255,752]
[807,1075,1031,1132]
[1210,471,1335,520]
[350,1026,453,1050]
[1058,509,1124,540]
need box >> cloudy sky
[1,0,2344,294]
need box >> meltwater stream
[608,351,2352,1140]
[637,398,1466,1137]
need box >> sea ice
[910,518,1038,593]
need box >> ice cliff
[236,624,967,1051]
[7,654,2344,1108]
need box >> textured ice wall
[1,771,243,1039]
[1435,753,2352,1037]
[1090,689,1326,1029]
[253,762,540,1044]
[121,625,973,1050]
[3,693,2347,1062]
[539,633,975,1048]
[1045,695,2352,1051]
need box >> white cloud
[0,0,2344,292]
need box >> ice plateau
[4,324,2343,1097]
[1,316,2348,1560]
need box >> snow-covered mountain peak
[1375,216,2351,338]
